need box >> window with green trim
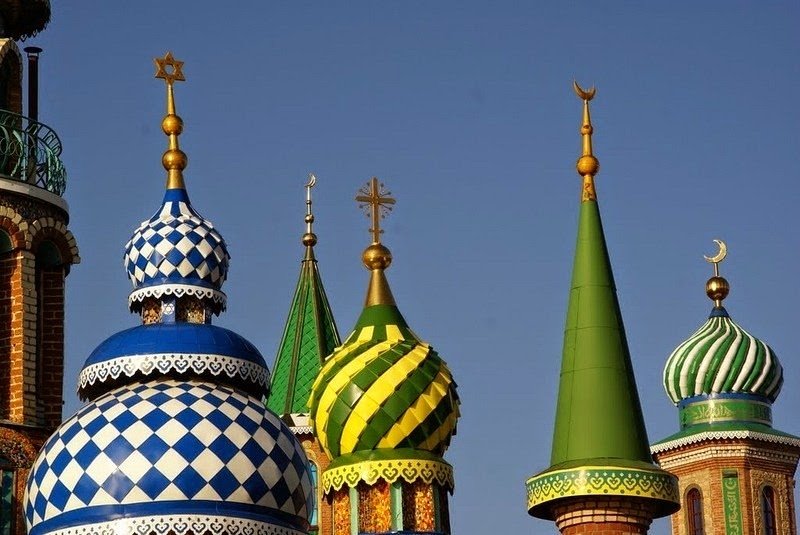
[0,457,15,535]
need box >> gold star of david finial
[356,177,395,244]
[154,52,185,86]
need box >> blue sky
[29,2,800,534]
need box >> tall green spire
[526,84,679,521]
[266,175,341,421]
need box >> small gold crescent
[704,239,727,264]
[573,80,596,101]
[306,173,316,188]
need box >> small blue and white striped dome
[124,187,230,309]
[25,380,313,535]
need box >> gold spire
[355,177,396,306]
[302,173,318,250]
[574,81,599,202]
[154,52,187,190]
[704,239,730,307]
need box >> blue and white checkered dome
[25,379,314,535]
[124,187,230,311]
[77,323,271,401]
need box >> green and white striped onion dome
[663,307,783,405]
[308,304,459,490]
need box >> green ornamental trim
[526,466,679,514]
[680,398,772,428]
[321,457,454,494]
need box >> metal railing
[0,109,66,196]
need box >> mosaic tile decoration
[526,466,679,512]
[124,188,229,296]
[77,323,270,399]
[25,380,313,535]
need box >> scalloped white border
[78,352,270,391]
[30,513,306,535]
[128,283,227,309]
[651,429,800,454]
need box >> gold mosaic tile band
[321,458,454,494]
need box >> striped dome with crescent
[663,307,784,405]
[123,187,230,308]
[308,304,460,462]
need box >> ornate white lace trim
[129,283,227,308]
[78,353,270,390]
[34,513,305,535]
[651,429,800,453]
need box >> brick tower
[652,242,800,535]
[0,2,79,534]
[526,84,679,534]
[266,175,341,535]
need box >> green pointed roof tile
[267,246,341,417]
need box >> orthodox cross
[356,177,395,243]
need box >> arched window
[761,486,777,535]
[0,456,15,535]
[308,461,318,531]
[686,487,704,535]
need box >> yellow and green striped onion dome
[663,307,783,427]
[308,304,459,491]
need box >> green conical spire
[267,176,341,421]
[526,84,678,521]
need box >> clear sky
[28,2,800,534]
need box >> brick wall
[655,440,800,535]
[553,498,656,534]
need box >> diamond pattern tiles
[25,380,313,535]
[124,188,230,294]
[267,255,340,417]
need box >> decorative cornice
[526,465,679,518]
[129,283,227,309]
[651,429,800,455]
[78,352,269,391]
[321,457,454,494]
[27,513,306,535]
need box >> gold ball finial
[706,276,730,303]
[362,243,392,270]
[162,148,187,171]
[162,114,183,136]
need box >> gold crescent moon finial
[573,80,596,101]
[306,173,316,189]
[704,239,727,265]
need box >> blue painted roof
[78,323,270,400]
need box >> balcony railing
[0,109,66,196]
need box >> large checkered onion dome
[25,379,313,535]
[308,304,460,460]
[124,187,230,310]
[663,307,783,405]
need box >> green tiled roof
[267,246,340,417]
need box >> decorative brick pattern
[654,439,800,535]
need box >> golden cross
[154,52,185,86]
[356,177,395,243]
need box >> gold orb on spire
[704,239,730,306]
[154,52,188,190]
